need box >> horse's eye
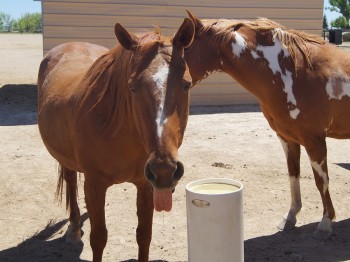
[182,79,192,91]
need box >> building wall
[39,0,324,105]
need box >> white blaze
[152,64,169,137]
[152,65,169,88]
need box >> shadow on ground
[189,104,261,115]
[1,216,349,261]
[120,259,169,262]
[0,213,89,262]
[0,84,38,126]
[245,219,350,261]
[336,163,350,171]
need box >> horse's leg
[62,167,81,243]
[135,179,154,262]
[276,135,302,230]
[84,176,108,262]
[304,136,335,239]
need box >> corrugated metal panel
[43,14,322,29]
[40,0,324,105]
[43,20,322,39]
[43,3,322,19]
[40,0,323,9]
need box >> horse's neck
[220,35,291,103]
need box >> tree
[0,12,15,32]
[323,14,329,30]
[15,13,42,33]
[328,0,350,28]
[331,15,349,28]
[0,12,41,33]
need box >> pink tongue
[153,191,172,212]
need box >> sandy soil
[0,34,350,262]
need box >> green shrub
[343,32,350,41]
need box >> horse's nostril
[145,162,156,182]
[173,161,184,181]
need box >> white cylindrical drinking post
[186,178,244,262]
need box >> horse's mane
[77,29,166,135]
[200,18,325,69]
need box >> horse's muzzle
[144,159,184,190]
[145,158,184,212]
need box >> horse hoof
[65,231,82,243]
[65,224,82,243]
[312,228,332,240]
[276,217,296,231]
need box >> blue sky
[0,0,343,24]
[1,0,41,19]
[324,0,342,24]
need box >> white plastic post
[186,178,244,262]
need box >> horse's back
[310,43,350,138]
[37,42,108,170]
[38,42,108,96]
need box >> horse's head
[183,11,223,85]
[115,19,195,211]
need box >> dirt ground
[0,34,350,262]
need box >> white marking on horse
[153,64,169,89]
[152,64,169,137]
[255,31,299,119]
[256,40,285,74]
[310,158,328,193]
[278,136,302,215]
[289,175,302,214]
[326,78,350,100]
[278,136,289,158]
[251,50,260,59]
[281,71,296,105]
[316,215,332,232]
[231,32,247,57]
[289,108,300,119]
[279,175,301,228]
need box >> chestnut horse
[184,11,350,239]
[37,19,194,261]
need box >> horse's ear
[186,10,203,30]
[173,18,195,49]
[115,23,138,51]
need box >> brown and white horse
[184,11,350,239]
[37,19,194,261]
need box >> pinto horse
[37,19,194,261]
[184,11,350,239]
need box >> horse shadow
[0,84,38,126]
[244,218,350,261]
[336,163,350,171]
[0,213,89,262]
[121,260,169,262]
[189,104,261,115]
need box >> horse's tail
[55,164,77,211]
[55,164,66,209]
